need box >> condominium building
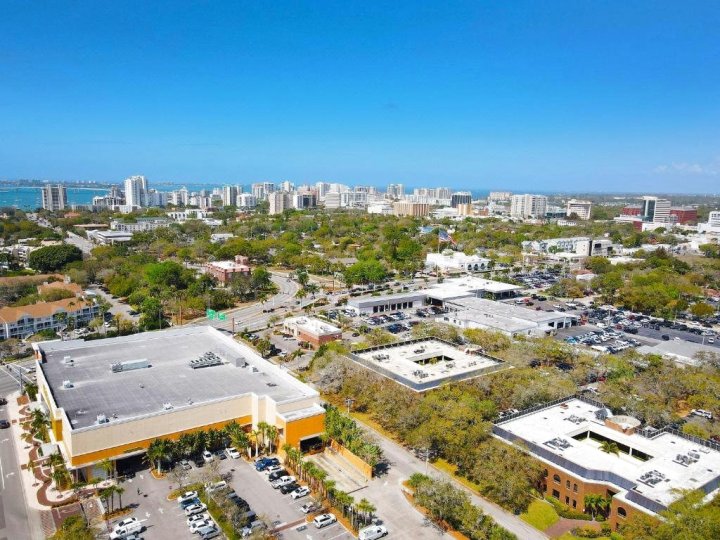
[32,326,325,479]
[450,192,473,208]
[488,191,512,202]
[110,218,170,232]
[324,192,341,209]
[41,185,67,211]
[123,175,148,208]
[566,199,593,221]
[222,185,240,207]
[385,184,405,199]
[269,191,292,215]
[393,201,430,217]
[236,193,257,209]
[510,194,548,219]
[0,297,100,340]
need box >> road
[190,272,300,333]
[65,231,94,255]
[88,287,140,324]
[355,417,548,540]
[0,369,34,540]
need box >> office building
[324,192,341,210]
[293,192,317,210]
[123,175,148,208]
[205,255,251,284]
[425,252,491,274]
[640,196,671,223]
[41,185,67,211]
[669,207,698,225]
[282,317,342,348]
[32,326,325,479]
[393,201,429,217]
[450,192,472,208]
[565,199,593,221]
[494,396,720,530]
[510,194,548,219]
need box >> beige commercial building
[393,201,430,217]
[33,326,325,479]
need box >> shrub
[545,496,593,521]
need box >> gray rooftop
[37,326,317,430]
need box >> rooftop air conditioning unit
[163,402,173,410]
[96,414,109,424]
[62,380,73,389]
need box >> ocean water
[0,186,108,210]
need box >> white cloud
[653,161,718,176]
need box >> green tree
[27,244,82,272]
[50,515,97,540]
[690,302,715,319]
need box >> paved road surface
[191,272,300,332]
[0,370,33,540]
[355,417,548,540]
[64,231,94,255]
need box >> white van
[110,521,144,539]
[359,525,388,540]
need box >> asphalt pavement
[0,370,34,540]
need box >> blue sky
[1,1,719,192]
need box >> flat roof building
[282,316,342,348]
[205,256,251,284]
[494,397,720,530]
[349,337,508,391]
[426,252,492,274]
[441,297,576,337]
[33,326,324,478]
[424,276,522,302]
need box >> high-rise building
[293,192,317,209]
[280,181,294,192]
[222,185,239,207]
[268,191,288,215]
[565,199,593,220]
[488,191,512,202]
[124,175,148,207]
[386,183,404,199]
[237,193,257,209]
[41,184,67,211]
[324,192,341,209]
[450,192,472,208]
[640,196,671,223]
[510,194,548,219]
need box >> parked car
[291,486,310,499]
[280,482,300,494]
[241,520,267,537]
[180,497,201,510]
[226,447,241,459]
[197,525,220,539]
[187,513,211,527]
[359,525,389,540]
[202,450,214,463]
[313,513,338,529]
[255,457,280,471]
[268,469,288,481]
[301,501,320,514]
[179,459,192,471]
[177,491,199,504]
[185,503,208,516]
[190,519,215,533]
[264,464,283,476]
[0,420,10,429]
[271,475,296,489]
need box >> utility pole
[344,397,355,415]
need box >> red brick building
[205,255,251,284]
[669,206,698,224]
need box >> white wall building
[426,251,492,273]
[236,193,257,209]
[41,185,67,211]
[123,175,148,208]
[510,194,548,219]
[566,199,593,220]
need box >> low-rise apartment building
[0,297,100,340]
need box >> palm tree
[599,441,620,456]
[251,429,262,457]
[51,468,69,492]
[356,498,376,526]
[27,458,36,483]
[257,421,270,451]
[98,458,114,480]
[176,433,195,458]
[115,486,125,511]
[99,486,114,514]
[265,425,278,453]
[146,438,173,473]
[584,493,603,519]
[230,430,250,458]
[47,451,65,473]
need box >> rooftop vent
[111,358,150,373]
[163,402,173,410]
[62,380,73,389]
[63,356,74,365]
[96,414,109,425]
[190,351,223,369]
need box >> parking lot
[103,455,354,540]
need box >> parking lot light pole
[344,397,355,415]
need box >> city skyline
[1,2,719,192]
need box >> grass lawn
[520,499,560,531]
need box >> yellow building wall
[70,415,253,467]
[281,413,325,448]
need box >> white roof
[284,316,341,337]
[425,276,521,300]
[497,398,720,510]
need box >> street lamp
[344,397,355,415]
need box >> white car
[264,464,283,476]
[313,513,337,529]
[301,502,320,514]
[177,491,199,503]
[114,518,139,530]
[190,518,215,533]
[271,475,296,488]
[226,447,241,459]
[187,513,210,527]
[291,486,310,499]
[202,450,214,463]
[359,525,388,540]
[185,503,208,516]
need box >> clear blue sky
[1,1,719,192]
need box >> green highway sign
[206,309,216,319]
[218,313,226,321]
